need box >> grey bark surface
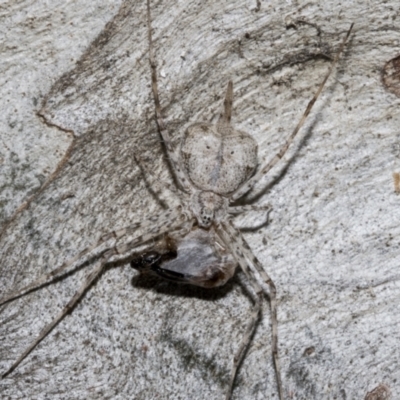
[1,1,399,399]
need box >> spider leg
[230,23,353,201]
[113,212,190,256]
[1,212,191,378]
[133,146,185,206]
[0,209,186,307]
[220,220,284,400]
[215,224,263,400]
[228,204,272,215]
[146,0,192,193]
[1,250,113,378]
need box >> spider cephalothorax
[191,191,228,227]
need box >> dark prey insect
[0,1,353,398]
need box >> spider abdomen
[181,122,258,195]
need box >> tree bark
[1,1,399,399]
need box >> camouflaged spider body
[0,2,353,398]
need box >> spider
[0,1,353,398]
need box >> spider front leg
[222,220,283,400]
[1,251,110,378]
[0,209,186,307]
[217,221,283,400]
[215,224,264,400]
[1,209,191,378]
